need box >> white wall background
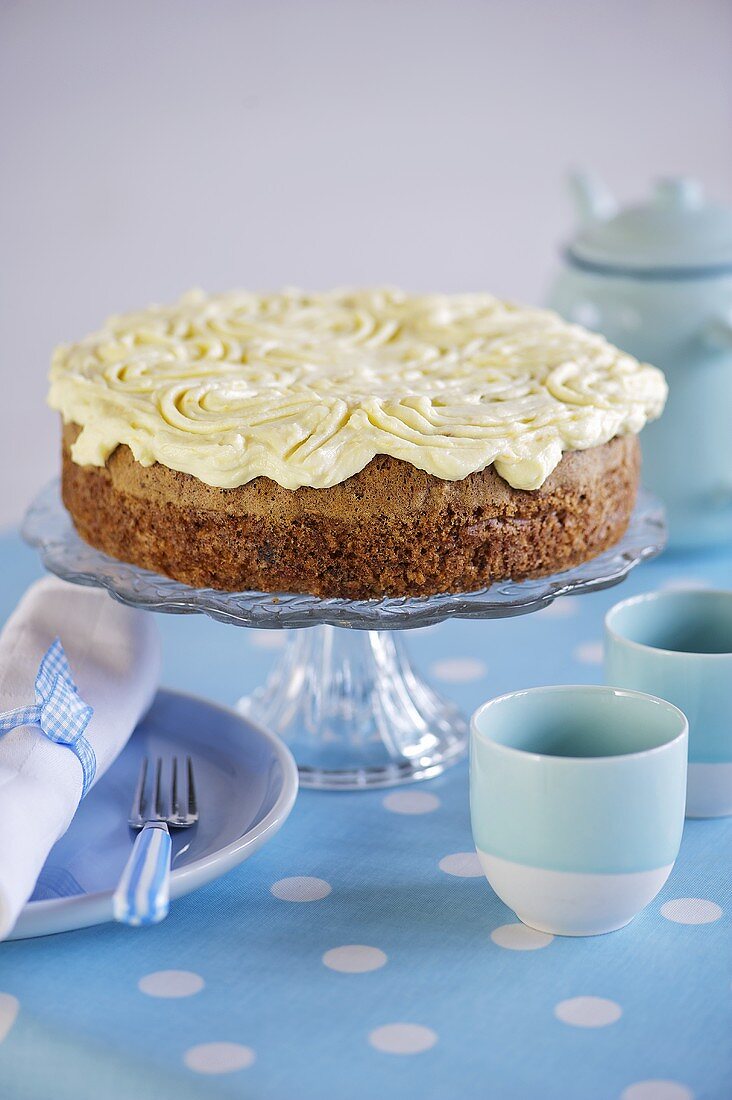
[1,0,731,527]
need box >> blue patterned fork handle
[112,822,171,926]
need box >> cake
[49,288,666,599]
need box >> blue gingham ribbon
[0,638,96,796]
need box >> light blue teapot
[548,174,732,551]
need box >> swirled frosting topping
[49,288,667,491]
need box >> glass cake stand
[23,481,666,790]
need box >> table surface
[0,531,730,1100]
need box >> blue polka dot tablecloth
[0,532,731,1100]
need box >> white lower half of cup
[686,762,732,818]
[477,851,674,936]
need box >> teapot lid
[566,174,732,275]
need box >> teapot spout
[568,171,617,225]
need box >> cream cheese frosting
[48,287,667,491]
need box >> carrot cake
[48,288,667,598]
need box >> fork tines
[129,755,198,828]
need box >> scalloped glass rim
[22,481,666,631]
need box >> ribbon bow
[0,638,96,796]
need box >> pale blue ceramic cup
[470,685,687,936]
[606,589,732,818]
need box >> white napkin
[0,577,161,938]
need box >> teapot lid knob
[653,177,704,210]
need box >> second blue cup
[606,589,732,817]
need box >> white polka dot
[538,598,578,619]
[554,996,622,1028]
[660,578,710,592]
[573,640,604,665]
[184,1042,255,1074]
[323,946,387,973]
[138,970,204,998]
[248,631,286,650]
[491,923,554,951]
[0,993,19,1043]
[660,898,722,924]
[383,790,440,815]
[369,1023,438,1054]
[271,876,332,902]
[621,1081,694,1100]
[430,657,487,683]
[439,851,483,877]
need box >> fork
[112,756,198,926]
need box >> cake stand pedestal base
[237,625,468,789]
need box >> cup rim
[471,684,688,764]
[605,588,732,659]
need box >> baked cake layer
[61,424,640,599]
